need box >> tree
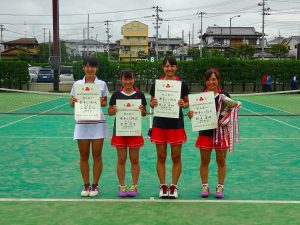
[270,44,289,59]
[187,48,200,59]
[60,41,69,62]
[19,52,33,63]
[165,50,173,57]
[36,43,51,63]
[36,41,70,63]
[232,43,255,59]
[137,50,148,59]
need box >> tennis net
[0,88,299,116]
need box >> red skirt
[111,136,144,148]
[150,126,187,145]
[195,135,228,151]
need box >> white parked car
[59,66,74,83]
[28,66,41,82]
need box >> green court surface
[0,91,299,224]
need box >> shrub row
[0,61,29,89]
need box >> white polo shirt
[70,76,110,139]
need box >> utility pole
[192,23,194,46]
[197,11,206,58]
[0,24,4,61]
[104,20,112,60]
[87,14,90,56]
[24,22,27,38]
[181,30,184,60]
[43,28,46,43]
[258,0,270,59]
[167,23,169,51]
[153,6,162,60]
[196,11,206,38]
[188,31,191,47]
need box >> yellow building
[119,21,148,61]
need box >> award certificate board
[154,80,182,118]
[189,92,218,131]
[74,84,101,121]
[116,99,142,136]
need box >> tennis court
[0,88,299,224]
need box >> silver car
[28,66,41,82]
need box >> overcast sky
[1,0,300,44]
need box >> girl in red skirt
[150,57,189,199]
[108,69,147,198]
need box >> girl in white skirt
[70,56,109,197]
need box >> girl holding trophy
[187,68,241,199]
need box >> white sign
[116,99,142,136]
[74,84,101,121]
[189,92,218,131]
[154,80,182,118]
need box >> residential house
[202,27,263,54]
[119,21,148,62]
[64,39,107,58]
[281,36,300,59]
[1,38,39,60]
[148,37,183,56]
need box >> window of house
[136,46,142,52]
[223,39,229,46]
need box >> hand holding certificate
[189,92,218,132]
[154,80,182,118]
[116,99,142,136]
[74,84,102,121]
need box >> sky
[1,0,300,44]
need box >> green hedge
[73,57,300,86]
[0,61,29,89]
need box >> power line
[0,7,153,17]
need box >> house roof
[4,38,39,45]
[148,37,183,45]
[204,27,262,36]
[1,47,37,55]
[123,20,148,28]
[268,36,285,45]
[65,39,106,45]
[284,36,300,45]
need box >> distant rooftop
[4,38,39,45]
[205,27,262,36]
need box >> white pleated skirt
[73,122,109,140]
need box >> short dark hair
[203,68,221,81]
[162,56,177,66]
[83,56,98,67]
[120,68,135,79]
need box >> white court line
[242,107,300,130]
[0,198,300,204]
[0,103,68,129]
